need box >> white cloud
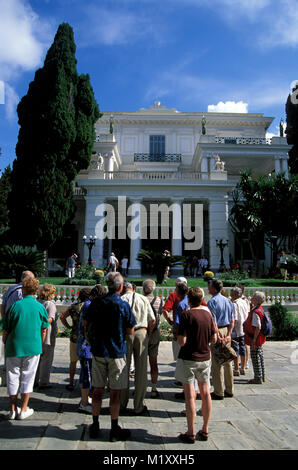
[0,0,51,80]
[5,84,19,123]
[79,5,165,46]
[0,0,53,123]
[208,101,248,113]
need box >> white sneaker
[17,407,34,420]
[7,407,21,420]
[78,403,92,414]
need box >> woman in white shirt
[231,287,249,376]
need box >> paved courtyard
[0,339,297,451]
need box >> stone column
[275,156,281,174]
[95,198,107,267]
[208,196,229,273]
[171,198,184,277]
[281,156,289,179]
[201,155,209,180]
[128,198,143,277]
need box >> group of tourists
[0,269,269,443]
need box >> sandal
[248,378,262,385]
[178,432,195,444]
[196,429,208,441]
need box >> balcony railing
[1,285,297,309]
[214,136,271,145]
[95,134,115,143]
[134,153,182,162]
[91,170,204,180]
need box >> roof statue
[202,116,206,135]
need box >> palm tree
[0,245,46,282]
[137,249,185,284]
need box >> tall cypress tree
[285,85,298,174]
[8,23,100,250]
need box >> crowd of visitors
[0,270,270,443]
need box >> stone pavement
[0,339,297,451]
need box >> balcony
[134,153,182,162]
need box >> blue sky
[1,0,298,172]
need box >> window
[150,135,165,156]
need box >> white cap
[176,277,187,285]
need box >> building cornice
[96,115,274,129]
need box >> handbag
[212,333,237,366]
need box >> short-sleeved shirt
[76,299,92,359]
[67,256,76,268]
[3,295,49,358]
[163,291,181,322]
[121,292,155,328]
[207,293,234,327]
[85,293,136,358]
[174,296,190,334]
[177,307,216,362]
[67,302,84,343]
[145,293,164,331]
[39,300,58,346]
[174,298,208,334]
[2,284,23,315]
[233,298,249,337]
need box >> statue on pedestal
[92,152,104,170]
[202,116,206,135]
[214,155,225,171]
[109,115,114,134]
[279,118,284,137]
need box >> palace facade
[72,101,291,276]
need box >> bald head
[21,271,35,281]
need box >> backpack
[260,311,272,337]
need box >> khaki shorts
[92,356,127,390]
[148,328,160,357]
[175,358,211,384]
[70,340,79,363]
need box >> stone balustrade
[85,170,205,180]
[1,284,297,310]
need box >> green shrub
[159,319,173,341]
[0,245,46,282]
[268,302,298,340]
[219,270,249,282]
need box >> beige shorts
[148,328,160,357]
[92,356,127,390]
[69,340,79,363]
[175,358,211,385]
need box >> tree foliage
[229,170,298,274]
[0,165,12,238]
[8,23,100,250]
[286,86,298,174]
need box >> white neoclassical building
[74,101,291,277]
